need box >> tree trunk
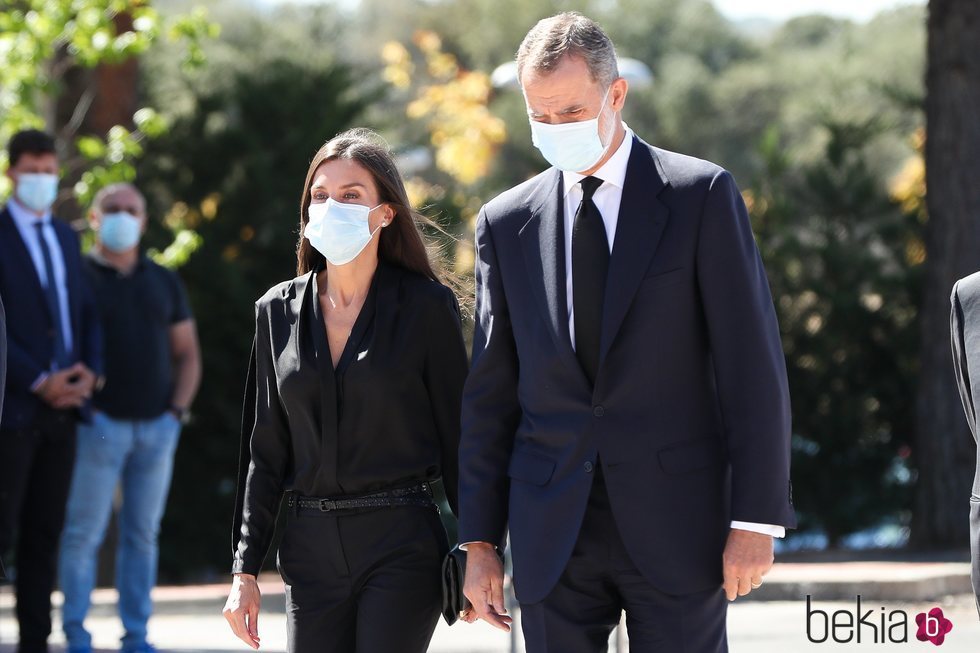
[912,0,980,547]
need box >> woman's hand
[223,573,262,649]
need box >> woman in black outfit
[223,128,467,652]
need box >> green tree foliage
[0,0,216,262]
[138,6,369,578]
[751,122,922,546]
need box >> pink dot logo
[915,607,953,646]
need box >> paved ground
[2,559,978,652]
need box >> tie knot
[580,176,603,200]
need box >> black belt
[289,482,435,513]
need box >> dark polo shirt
[85,252,192,420]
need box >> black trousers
[0,406,77,653]
[277,502,449,653]
[520,469,728,653]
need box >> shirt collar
[562,122,634,196]
[88,246,146,274]
[6,197,52,228]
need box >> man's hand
[223,573,262,649]
[462,542,513,632]
[722,529,773,601]
[35,364,94,409]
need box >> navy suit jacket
[948,273,980,616]
[0,206,102,430]
[458,136,796,603]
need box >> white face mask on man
[15,173,59,213]
[304,198,384,266]
[528,87,614,173]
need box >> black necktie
[34,221,70,369]
[572,175,608,385]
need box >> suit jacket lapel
[598,139,670,365]
[519,171,589,385]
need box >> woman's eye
[343,192,359,200]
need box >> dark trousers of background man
[0,405,78,652]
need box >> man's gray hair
[91,181,146,215]
[516,12,619,89]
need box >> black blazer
[0,206,103,429]
[949,273,980,616]
[458,135,796,603]
[232,261,467,575]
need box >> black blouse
[232,261,467,575]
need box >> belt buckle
[319,499,337,512]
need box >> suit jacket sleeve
[951,282,977,441]
[458,209,522,548]
[423,286,468,517]
[231,299,291,575]
[4,329,46,391]
[696,170,795,528]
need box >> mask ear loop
[368,204,389,236]
[594,84,617,160]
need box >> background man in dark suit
[458,13,795,652]
[0,129,103,653]
[948,273,980,617]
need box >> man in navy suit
[0,129,103,653]
[458,13,795,651]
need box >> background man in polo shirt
[58,182,201,653]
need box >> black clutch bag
[441,545,468,626]
[441,544,504,626]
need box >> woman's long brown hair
[296,128,440,282]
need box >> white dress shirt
[561,123,784,539]
[7,198,75,371]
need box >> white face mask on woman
[305,198,384,266]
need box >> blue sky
[256,0,925,23]
[713,0,922,22]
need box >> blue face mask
[15,173,59,213]
[305,198,384,266]
[529,87,614,172]
[99,212,143,252]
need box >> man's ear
[611,77,629,112]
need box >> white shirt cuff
[731,521,785,538]
[31,372,50,393]
[459,541,499,551]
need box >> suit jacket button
[593,406,605,418]
[584,461,594,473]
